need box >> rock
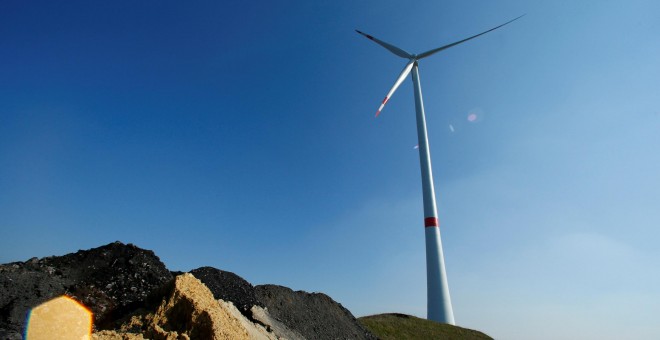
[189,266,261,317]
[255,285,377,340]
[0,241,172,335]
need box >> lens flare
[25,295,92,340]
[466,108,485,123]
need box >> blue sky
[2,1,659,339]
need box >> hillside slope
[359,313,493,340]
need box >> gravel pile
[255,284,377,340]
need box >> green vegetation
[359,313,493,340]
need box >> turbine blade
[417,14,525,60]
[356,30,413,59]
[375,61,414,117]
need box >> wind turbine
[356,15,523,325]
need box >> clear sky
[1,1,659,339]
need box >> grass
[358,313,493,340]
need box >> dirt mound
[255,284,376,340]
[0,241,172,337]
[190,266,261,317]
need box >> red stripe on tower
[424,217,439,227]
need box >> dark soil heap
[189,266,262,317]
[0,242,172,338]
[255,284,377,340]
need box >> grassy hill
[358,313,493,340]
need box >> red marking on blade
[381,97,389,105]
[424,217,439,227]
[375,110,381,117]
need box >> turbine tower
[357,15,522,325]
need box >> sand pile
[93,273,252,339]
